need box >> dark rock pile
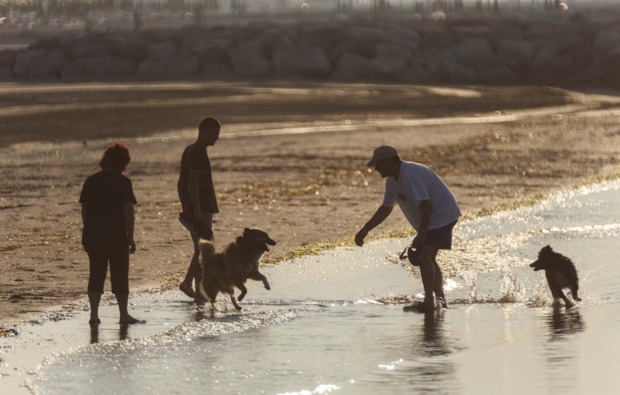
[1,15,619,86]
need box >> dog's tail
[197,240,216,302]
[198,239,216,269]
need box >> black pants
[87,246,129,295]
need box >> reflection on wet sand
[541,306,585,393]
[419,310,454,357]
[89,324,132,344]
[399,310,461,393]
[546,305,585,341]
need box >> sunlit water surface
[28,181,620,395]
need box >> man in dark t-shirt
[177,117,221,301]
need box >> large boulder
[227,43,271,76]
[13,49,46,77]
[246,27,292,57]
[475,66,521,84]
[29,49,68,77]
[71,41,109,58]
[0,67,11,79]
[193,42,229,65]
[451,37,516,70]
[607,44,620,68]
[145,40,180,60]
[398,65,435,83]
[563,46,595,71]
[452,25,495,42]
[272,45,331,77]
[61,55,136,77]
[529,50,572,73]
[297,25,347,50]
[428,51,475,83]
[383,28,420,51]
[329,38,377,62]
[0,50,14,68]
[103,33,149,60]
[370,55,407,77]
[136,54,199,76]
[496,39,537,69]
[331,52,371,81]
[347,27,387,42]
[419,26,455,48]
[374,42,414,62]
[413,47,446,67]
[594,29,620,54]
[524,21,556,40]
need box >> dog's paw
[264,284,271,291]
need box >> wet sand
[1,81,620,328]
[10,180,620,394]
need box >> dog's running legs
[571,286,581,302]
[558,289,575,307]
[249,272,271,290]
[209,304,216,318]
[550,281,574,307]
[230,294,242,311]
[237,284,247,301]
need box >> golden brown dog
[198,228,276,311]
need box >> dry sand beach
[1,81,620,329]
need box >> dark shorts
[424,220,457,250]
[87,246,129,294]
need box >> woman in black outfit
[80,143,142,325]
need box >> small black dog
[530,245,581,307]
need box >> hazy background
[2,0,620,46]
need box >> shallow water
[4,180,620,395]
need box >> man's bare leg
[419,245,440,310]
[431,251,447,308]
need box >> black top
[80,170,137,249]
[177,143,219,214]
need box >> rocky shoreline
[2,13,620,86]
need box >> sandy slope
[1,82,619,327]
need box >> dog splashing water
[199,228,276,311]
[530,245,581,307]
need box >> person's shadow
[546,305,585,341]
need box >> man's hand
[411,232,426,249]
[354,229,367,247]
[129,238,137,254]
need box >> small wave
[38,307,305,370]
[277,384,341,395]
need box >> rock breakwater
[1,15,618,86]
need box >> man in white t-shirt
[354,145,461,312]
